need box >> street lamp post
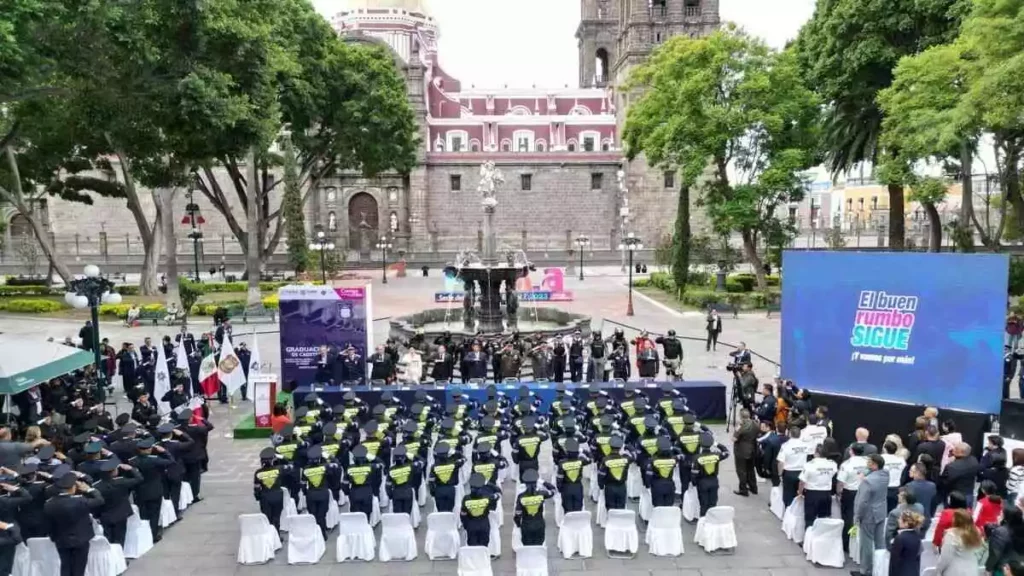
[376,236,394,284]
[618,232,643,316]
[65,265,122,391]
[308,229,335,284]
[574,234,590,281]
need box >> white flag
[248,332,263,386]
[154,344,172,415]
[218,336,246,397]
[175,341,189,373]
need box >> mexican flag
[198,352,219,398]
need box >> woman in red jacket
[933,491,969,548]
[975,480,1004,531]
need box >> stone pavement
[0,272,851,575]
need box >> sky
[312,0,818,89]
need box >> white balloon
[73,294,90,309]
[83,264,100,278]
[104,292,122,305]
[64,292,76,305]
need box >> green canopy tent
[0,335,95,396]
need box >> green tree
[282,140,308,274]
[910,177,949,252]
[624,27,820,291]
[795,0,970,251]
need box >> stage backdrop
[781,251,1007,414]
[278,284,373,387]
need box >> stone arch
[595,48,610,83]
[8,214,33,238]
[347,191,381,249]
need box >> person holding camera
[736,363,758,412]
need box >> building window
[536,141,546,152]
[601,142,610,151]
[568,142,577,152]
[664,171,675,189]
[788,206,798,224]
[871,196,878,210]
[450,175,461,191]
[451,136,463,152]
[580,131,600,152]
[655,32,663,43]
[513,130,534,152]
[470,142,480,152]
[858,198,864,210]
[501,142,511,152]
[591,173,604,190]
[583,136,596,152]
[684,0,701,17]
[521,174,532,191]
[846,198,853,210]
[446,130,468,152]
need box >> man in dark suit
[732,409,760,496]
[236,342,251,401]
[705,309,722,351]
[430,345,455,382]
[44,472,105,576]
[940,442,981,507]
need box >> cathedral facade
[11,0,720,264]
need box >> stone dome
[344,0,431,13]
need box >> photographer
[729,341,752,365]
[755,383,778,424]
[655,330,683,381]
[729,362,758,412]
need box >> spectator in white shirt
[777,426,811,508]
[802,415,828,450]
[838,444,871,553]
[1009,448,1024,503]
[882,440,908,510]
[799,443,838,529]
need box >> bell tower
[576,0,618,88]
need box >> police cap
[518,385,530,398]
[322,422,337,437]
[136,437,156,450]
[481,416,496,429]
[36,445,55,460]
[440,418,456,430]
[683,414,696,425]
[565,438,580,453]
[115,413,131,427]
[468,472,487,489]
[156,422,175,436]
[657,437,672,452]
[176,408,194,423]
[475,442,492,454]
[363,420,378,434]
[402,421,419,434]
[306,393,320,404]
[414,390,427,401]
[609,436,624,449]
[660,382,675,392]
[16,462,38,476]
[98,459,119,473]
[522,416,537,430]
[699,432,714,448]
[83,442,102,455]
[55,472,77,490]
[294,406,309,419]
[555,382,566,393]
[433,443,450,457]
[672,399,688,413]
[484,400,498,413]
[381,391,394,403]
[259,447,277,462]
[521,468,539,484]
[486,384,497,398]
[643,415,658,429]
[343,391,356,402]
[307,445,323,460]
[393,445,407,458]
[352,445,370,459]
[72,432,92,445]
[625,381,638,392]
[560,416,576,431]
[599,415,615,429]
[372,404,386,417]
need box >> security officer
[555,439,590,513]
[512,416,547,479]
[568,330,585,382]
[342,445,380,524]
[591,415,622,462]
[254,447,287,531]
[178,408,213,502]
[514,468,557,545]
[428,443,463,513]
[799,443,838,529]
[386,445,420,516]
[338,390,369,424]
[598,436,633,511]
[14,463,48,539]
[132,436,173,542]
[663,399,692,441]
[587,330,608,382]
[43,472,105,576]
[93,458,142,547]
[359,421,392,464]
[552,417,588,464]
[460,473,499,547]
[474,416,509,457]
[0,471,29,524]
[655,330,684,380]
[156,422,194,519]
[693,432,730,517]
[837,443,870,553]
[645,437,685,507]
[471,442,507,489]
[776,426,810,508]
[657,382,687,419]
[303,445,341,538]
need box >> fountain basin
[389,306,592,344]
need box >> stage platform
[292,380,728,421]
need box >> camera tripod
[725,370,743,432]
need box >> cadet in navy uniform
[428,444,463,512]
[254,447,286,531]
[460,473,499,548]
[93,458,142,547]
[512,416,547,479]
[342,445,380,524]
[555,438,590,513]
[514,469,557,545]
[301,445,334,538]
[133,436,173,542]
[156,422,193,519]
[799,443,839,528]
[646,437,685,507]
[178,408,213,501]
[385,446,421,516]
[598,436,633,511]
[14,463,48,539]
[0,518,21,576]
[776,426,810,508]
[44,472,105,576]
[693,432,730,517]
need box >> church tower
[576,0,618,88]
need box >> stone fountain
[389,161,591,343]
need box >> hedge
[2,276,48,286]
[97,294,280,318]
[0,299,67,313]
[635,271,779,310]
[0,285,58,297]
[1,279,307,299]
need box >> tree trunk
[1005,143,1024,237]
[924,202,943,252]
[138,206,163,296]
[246,148,262,307]
[672,183,691,287]
[740,229,767,291]
[959,141,976,252]
[887,182,906,250]
[3,147,73,283]
[159,188,180,309]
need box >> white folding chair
[286,514,326,564]
[515,545,549,576]
[12,543,29,576]
[425,512,461,560]
[378,513,417,562]
[694,506,737,553]
[280,489,298,532]
[84,536,127,576]
[369,496,382,527]
[236,514,279,565]
[553,493,565,527]
[457,545,493,576]
[769,485,785,520]
[682,486,700,522]
[645,506,683,557]
[158,498,177,528]
[326,495,340,529]
[638,488,653,522]
[596,490,608,527]
[604,509,639,557]
[557,511,593,559]
[26,538,60,576]
[123,505,153,559]
[873,549,891,576]
[178,482,194,511]
[335,512,376,562]
[626,464,642,499]
[487,510,501,557]
[802,518,845,568]
[781,497,806,543]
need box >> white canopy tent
[0,335,94,396]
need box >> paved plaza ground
[0,269,854,576]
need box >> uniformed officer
[514,468,557,545]
[14,462,48,539]
[471,442,507,490]
[555,439,590,513]
[436,418,470,454]
[132,436,173,542]
[693,432,730,517]
[302,445,337,538]
[359,421,392,465]
[342,445,380,525]
[837,444,871,553]
[776,426,810,508]
[460,473,499,548]
[93,458,142,546]
[178,408,213,502]
[0,471,29,524]
[512,416,547,479]
[552,417,588,464]
[156,422,193,519]
[339,391,369,425]
[254,447,286,531]
[591,415,622,462]
[655,330,684,380]
[43,472,105,576]
[598,436,633,511]
[386,445,421,515]
[428,444,463,512]
[799,443,838,528]
[634,415,665,473]
[645,437,684,507]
